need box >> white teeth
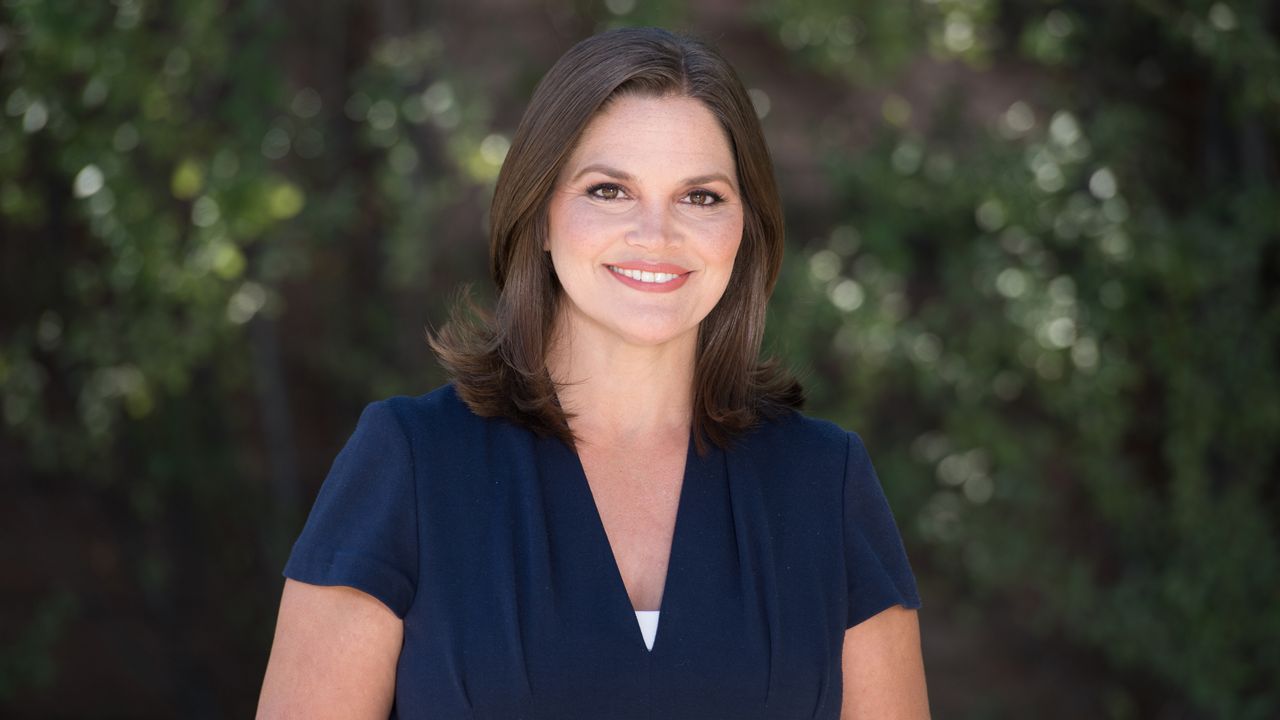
[608,265,680,283]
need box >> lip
[606,260,692,274]
[604,263,693,293]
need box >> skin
[543,93,744,614]
[257,581,400,719]
[842,605,931,719]
[547,92,929,718]
[256,93,929,718]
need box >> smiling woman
[544,93,744,346]
[258,25,928,720]
[427,26,802,452]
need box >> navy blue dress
[283,382,921,719]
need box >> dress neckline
[634,610,661,652]
[556,425,699,655]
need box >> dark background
[2,1,1278,717]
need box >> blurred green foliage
[1,0,1277,717]
[1,0,297,713]
[757,0,1280,716]
[1,0,277,467]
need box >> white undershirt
[634,610,660,651]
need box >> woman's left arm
[841,604,930,719]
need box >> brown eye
[588,183,623,201]
[688,189,724,207]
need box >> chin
[610,319,699,348]
[566,300,704,348]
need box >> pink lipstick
[603,262,693,293]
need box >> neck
[545,305,696,443]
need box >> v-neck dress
[283,382,922,719]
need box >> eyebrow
[571,163,737,190]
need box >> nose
[625,199,682,250]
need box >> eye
[687,189,725,207]
[586,183,627,201]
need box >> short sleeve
[843,430,922,628]
[283,399,419,618]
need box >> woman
[258,26,928,719]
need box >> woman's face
[545,93,745,349]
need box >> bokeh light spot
[1034,162,1064,193]
[227,282,268,324]
[604,0,636,15]
[911,333,942,364]
[748,88,771,120]
[1045,10,1074,38]
[73,165,104,198]
[882,94,912,127]
[995,268,1027,298]
[113,123,140,152]
[23,100,48,133]
[421,82,455,115]
[210,240,245,280]
[261,127,291,159]
[192,196,221,227]
[267,182,305,220]
[368,99,398,131]
[479,133,510,167]
[963,474,994,504]
[892,141,923,175]
[976,198,1007,232]
[171,160,204,200]
[943,12,975,54]
[82,77,109,107]
[1002,101,1035,136]
[809,250,840,282]
[1089,167,1117,200]
[1045,316,1077,348]
[291,87,323,118]
[1209,3,1237,31]
[828,278,865,312]
[1049,111,1082,146]
[1071,336,1099,370]
[829,224,861,255]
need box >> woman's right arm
[257,578,403,719]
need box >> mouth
[605,264,691,284]
[603,263,694,293]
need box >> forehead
[564,94,736,176]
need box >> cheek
[702,215,745,269]
[552,199,619,249]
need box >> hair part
[425,26,804,456]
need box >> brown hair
[425,26,804,456]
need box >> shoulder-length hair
[425,25,804,456]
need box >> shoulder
[731,405,855,461]
[367,381,516,441]
[373,379,478,422]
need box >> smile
[605,264,692,293]
[607,265,682,283]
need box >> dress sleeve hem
[842,430,924,631]
[283,547,415,619]
[845,593,924,630]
